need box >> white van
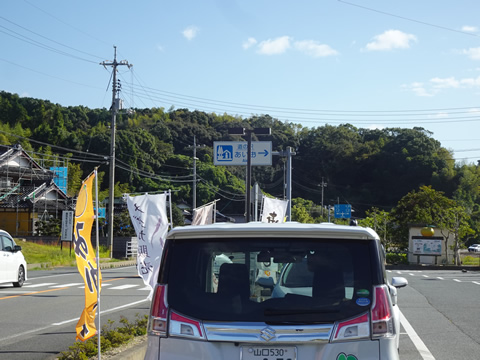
[145,222,407,360]
[0,229,27,287]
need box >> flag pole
[94,167,101,359]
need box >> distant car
[0,230,27,287]
[271,258,313,298]
[468,244,480,252]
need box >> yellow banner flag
[73,172,102,341]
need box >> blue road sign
[334,204,351,219]
[213,141,272,166]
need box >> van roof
[166,222,380,241]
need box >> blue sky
[2,0,480,164]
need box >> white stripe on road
[453,279,461,282]
[0,298,149,343]
[23,283,57,288]
[109,284,139,290]
[51,283,84,288]
[473,281,480,285]
[399,309,435,360]
[437,277,444,280]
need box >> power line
[337,0,480,38]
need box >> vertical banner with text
[74,173,102,341]
[127,193,168,299]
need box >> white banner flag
[192,203,214,225]
[127,193,168,299]
[261,196,288,223]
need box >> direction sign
[214,141,272,166]
[334,204,352,219]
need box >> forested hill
[0,90,472,219]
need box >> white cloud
[429,112,449,119]
[182,26,199,41]
[245,36,338,58]
[462,25,478,33]
[242,37,257,50]
[430,77,460,89]
[462,47,480,60]
[294,40,338,57]
[404,76,480,97]
[367,124,385,130]
[257,36,291,55]
[365,29,417,51]
[402,82,435,97]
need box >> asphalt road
[1,267,479,360]
[390,268,480,360]
[0,265,149,360]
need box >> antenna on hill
[100,46,132,259]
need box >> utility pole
[100,46,132,259]
[189,136,204,209]
[272,147,296,221]
[320,177,327,216]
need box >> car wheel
[13,265,25,287]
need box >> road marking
[51,299,149,326]
[23,282,57,288]
[399,309,435,360]
[0,298,149,343]
[109,284,139,290]
[0,286,69,300]
[422,275,429,278]
[437,277,444,280]
[473,281,480,285]
[453,279,461,282]
[409,273,415,276]
[51,283,84,288]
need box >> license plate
[241,346,297,360]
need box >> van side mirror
[13,245,22,252]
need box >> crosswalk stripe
[51,283,83,288]
[109,284,140,290]
[23,283,57,288]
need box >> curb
[107,337,148,360]
[27,260,137,271]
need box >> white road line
[23,283,57,288]
[399,309,435,360]
[409,273,415,276]
[473,281,480,285]
[422,275,429,278]
[0,298,150,343]
[453,279,461,282]
[437,277,444,280]
[51,283,84,288]
[109,284,139,290]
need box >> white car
[468,244,480,252]
[0,230,27,287]
[145,222,408,360]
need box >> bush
[386,252,408,265]
[57,314,148,360]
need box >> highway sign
[334,204,351,219]
[214,141,272,166]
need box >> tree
[391,186,474,263]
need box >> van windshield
[165,237,375,323]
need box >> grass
[18,240,112,268]
[462,255,480,266]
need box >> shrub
[57,314,148,360]
[386,252,408,265]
